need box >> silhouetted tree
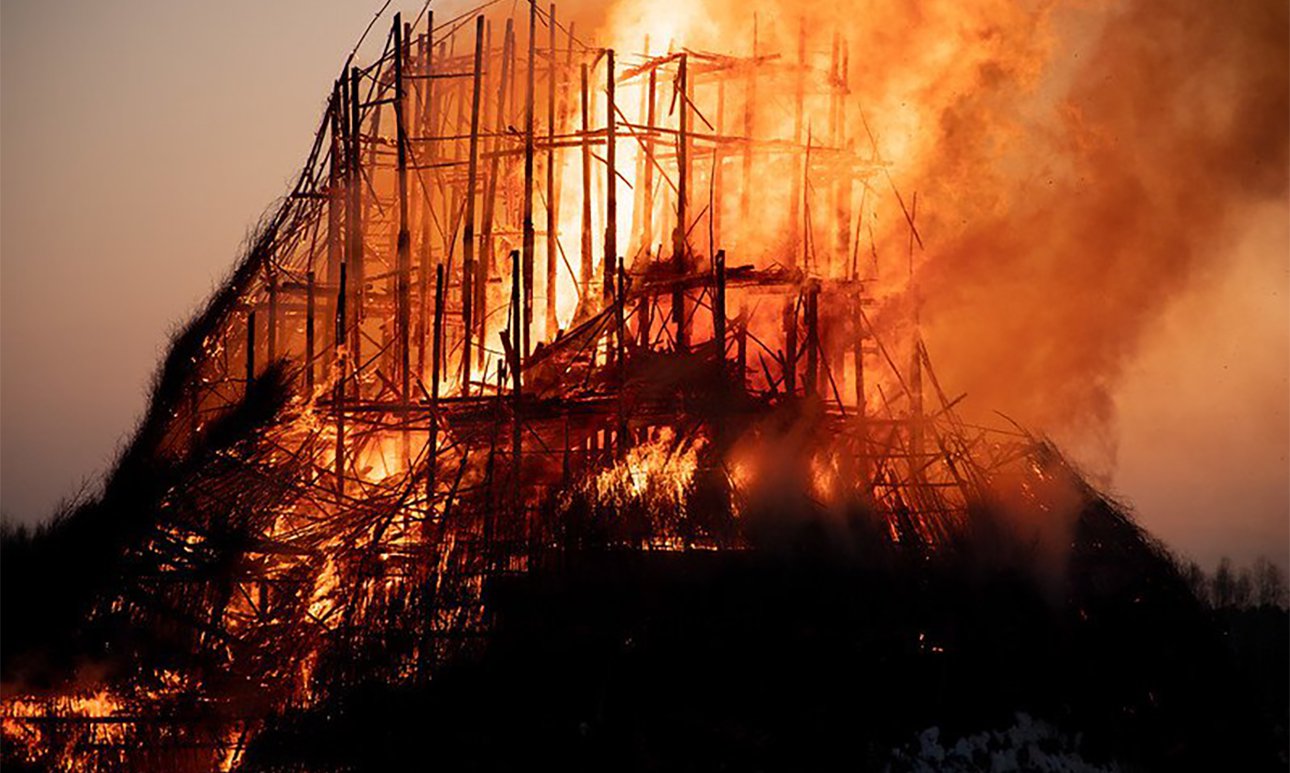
[1253,557,1288,608]
[1212,557,1236,608]
[1232,566,1254,608]
[1200,557,1287,610]
[1183,560,1209,606]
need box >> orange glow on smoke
[10,0,1281,768]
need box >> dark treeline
[1181,556,1289,609]
[1175,554,1289,772]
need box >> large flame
[5,0,1283,769]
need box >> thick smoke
[916,0,1290,471]
[587,0,1288,473]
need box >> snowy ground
[887,713,1120,773]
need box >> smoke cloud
[916,0,1289,470]
[588,0,1288,475]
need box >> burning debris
[1,2,1283,771]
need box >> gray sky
[1,0,1286,571]
[1,0,390,517]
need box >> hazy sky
[1,0,1286,570]
[2,0,387,516]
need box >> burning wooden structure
[3,4,1068,769]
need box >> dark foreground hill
[233,498,1287,772]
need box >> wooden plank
[545,4,560,339]
[672,54,690,353]
[306,270,316,392]
[430,263,445,501]
[521,0,537,358]
[580,62,593,302]
[479,18,514,371]
[603,49,617,313]
[335,263,347,495]
[460,15,485,395]
[394,14,413,405]
[347,66,364,397]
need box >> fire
[1,0,1116,767]
[2,674,247,772]
[593,427,702,510]
[810,451,842,503]
[355,432,410,483]
[2,689,129,770]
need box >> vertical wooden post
[394,15,413,406]
[784,297,797,395]
[853,298,866,411]
[480,19,514,370]
[475,19,494,373]
[347,67,364,396]
[306,270,316,392]
[521,0,537,358]
[672,55,690,353]
[603,49,617,311]
[417,17,435,383]
[419,274,435,673]
[616,261,628,457]
[461,15,485,394]
[713,250,726,369]
[429,264,444,502]
[641,66,657,254]
[579,63,593,303]
[854,294,870,489]
[400,18,415,464]
[805,281,819,395]
[510,249,522,393]
[616,261,627,361]
[675,55,689,260]
[635,59,655,349]
[713,77,725,248]
[510,248,523,526]
[365,87,385,392]
[545,4,560,339]
[334,264,347,496]
[736,301,748,390]
[713,251,728,448]
[449,34,466,368]
[327,80,343,358]
[637,292,651,352]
